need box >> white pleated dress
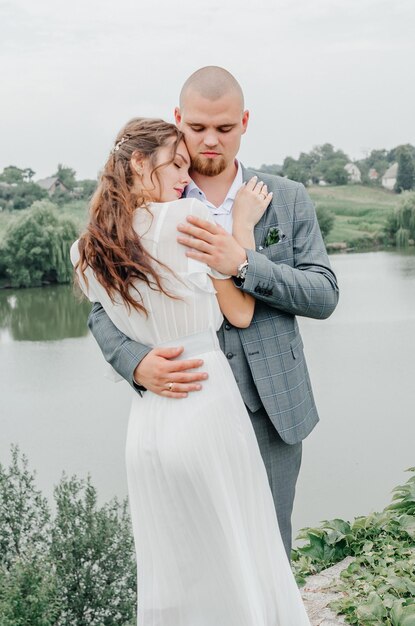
[71,198,311,626]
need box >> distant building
[381,163,398,190]
[36,177,69,196]
[369,168,379,181]
[344,163,361,183]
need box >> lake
[1,249,415,537]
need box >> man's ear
[174,107,182,126]
[241,110,249,135]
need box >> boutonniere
[264,226,284,248]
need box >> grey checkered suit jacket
[87,166,339,445]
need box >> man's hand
[177,217,246,275]
[133,347,208,398]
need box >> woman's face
[139,139,191,202]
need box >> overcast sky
[1,0,414,180]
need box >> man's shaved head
[180,66,244,110]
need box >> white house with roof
[344,163,361,183]
[381,163,398,190]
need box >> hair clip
[112,136,128,154]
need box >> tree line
[256,142,415,192]
[0,164,97,212]
[1,144,415,290]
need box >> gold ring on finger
[167,382,174,391]
[258,193,266,200]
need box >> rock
[301,557,355,625]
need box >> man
[88,66,339,557]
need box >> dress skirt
[125,330,311,626]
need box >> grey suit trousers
[248,406,302,559]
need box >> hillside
[308,184,399,248]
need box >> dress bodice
[71,198,224,347]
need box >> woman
[71,117,311,626]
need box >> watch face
[237,261,248,279]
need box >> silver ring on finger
[258,192,266,200]
[167,382,174,392]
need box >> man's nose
[204,131,218,147]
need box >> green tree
[383,191,415,246]
[323,160,349,185]
[12,182,48,210]
[51,186,73,207]
[23,168,36,182]
[0,166,25,184]
[76,178,98,200]
[256,163,282,176]
[2,200,78,287]
[0,447,138,625]
[0,181,47,211]
[0,555,59,626]
[282,157,309,185]
[51,475,137,626]
[395,148,414,193]
[388,143,415,163]
[53,164,77,191]
[282,144,350,185]
[0,446,51,570]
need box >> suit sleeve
[241,183,339,319]
[88,303,151,394]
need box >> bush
[292,469,415,625]
[0,446,137,626]
[383,191,415,247]
[51,476,136,626]
[316,205,335,241]
[2,201,78,287]
[0,182,47,211]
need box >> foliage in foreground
[292,469,415,625]
[0,446,136,626]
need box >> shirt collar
[185,160,243,210]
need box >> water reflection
[0,285,91,341]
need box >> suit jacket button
[226,352,234,359]
[224,323,231,331]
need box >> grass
[308,184,399,248]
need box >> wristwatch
[235,259,249,282]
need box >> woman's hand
[233,176,273,230]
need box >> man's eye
[219,127,232,133]
[190,127,204,132]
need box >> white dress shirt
[184,160,243,234]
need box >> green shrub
[383,192,415,247]
[292,469,415,624]
[0,446,137,626]
[316,205,335,241]
[2,201,78,287]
